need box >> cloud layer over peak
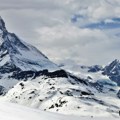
[0,0,120,65]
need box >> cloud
[35,23,119,65]
[71,0,120,28]
[0,0,120,65]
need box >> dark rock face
[117,90,120,98]
[0,17,6,31]
[0,86,6,95]
[109,76,120,86]
[0,63,21,74]
[81,91,94,96]
[10,69,68,80]
[88,65,103,72]
[102,59,120,86]
[69,73,89,85]
[103,59,120,76]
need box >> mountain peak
[0,16,6,30]
[0,18,58,72]
[103,59,120,76]
[107,59,120,69]
[112,59,119,64]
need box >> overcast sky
[0,0,120,65]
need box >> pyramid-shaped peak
[107,59,120,68]
[103,59,120,75]
[0,17,58,71]
[0,16,6,30]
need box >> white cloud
[35,24,119,65]
[0,0,120,65]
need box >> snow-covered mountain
[0,16,58,72]
[0,16,59,93]
[60,59,120,86]
[103,59,120,86]
[0,17,120,118]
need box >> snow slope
[0,102,119,120]
[2,74,120,117]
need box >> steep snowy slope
[0,17,58,72]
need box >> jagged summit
[102,59,120,85]
[0,16,6,31]
[111,59,119,64]
[104,59,120,74]
[0,17,58,72]
[109,59,119,64]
